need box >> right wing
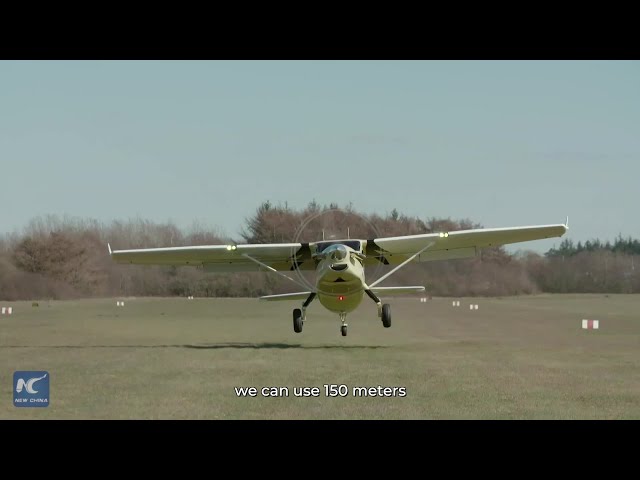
[109,242,315,271]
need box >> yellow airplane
[109,220,568,336]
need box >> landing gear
[365,289,392,329]
[381,303,391,328]
[293,308,303,333]
[339,312,348,336]
[293,293,316,334]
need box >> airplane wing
[364,222,568,265]
[110,221,568,270]
[109,242,315,271]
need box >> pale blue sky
[1,61,638,252]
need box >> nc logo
[16,373,48,394]
[14,371,50,407]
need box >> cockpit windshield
[315,240,361,254]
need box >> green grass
[1,294,639,419]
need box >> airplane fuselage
[314,244,365,314]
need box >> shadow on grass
[183,343,390,350]
[3,342,390,350]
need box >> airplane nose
[331,246,348,261]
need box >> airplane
[109,219,569,336]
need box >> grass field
[1,294,638,419]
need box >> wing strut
[242,253,312,291]
[368,241,436,288]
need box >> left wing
[365,222,568,265]
[109,242,315,271]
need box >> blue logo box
[14,371,50,407]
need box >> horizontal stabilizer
[259,292,313,302]
[370,286,425,295]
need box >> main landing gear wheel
[293,308,303,333]
[381,304,391,328]
[341,325,348,337]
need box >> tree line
[1,202,638,300]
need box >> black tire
[293,308,303,333]
[341,325,348,336]
[382,304,391,328]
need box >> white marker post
[582,319,599,330]
[7,307,12,315]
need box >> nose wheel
[339,312,348,336]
